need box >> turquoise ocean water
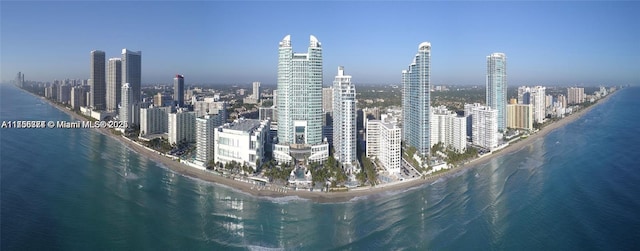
[1,84,639,250]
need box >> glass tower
[402,42,431,157]
[276,35,323,145]
[122,49,142,103]
[486,52,507,132]
[174,74,184,107]
[106,58,121,111]
[90,50,106,111]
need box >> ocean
[1,84,639,250]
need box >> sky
[1,1,639,86]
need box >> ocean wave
[247,245,285,251]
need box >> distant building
[332,66,358,173]
[193,97,227,118]
[253,81,261,100]
[506,104,533,131]
[567,87,585,105]
[259,106,277,122]
[322,86,334,126]
[486,52,507,132]
[106,58,122,111]
[167,109,196,145]
[122,49,142,103]
[472,105,498,150]
[90,50,106,110]
[58,84,71,104]
[214,118,270,171]
[545,94,553,109]
[517,86,546,124]
[557,94,567,108]
[366,114,402,175]
[139,106,170,136]
[174,74,185,107]
[70,86,86,110]
[402,42,431,156]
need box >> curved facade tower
[402,42,431,157]
[274,35,328,164]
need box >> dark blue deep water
[2,84,639,250]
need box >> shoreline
[25,86,618,203]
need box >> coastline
[25,87,618,203]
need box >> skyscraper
[174,74,184,107]
[472,105,498,150]
[106,58,122,111]
[121,49,142,103]
[402,42,431,157]
[253,81,261,100]
[273,35,328,164]
[89,50,106,110]
[120,83,133,125]
[195,115,216,165]
[332,66,357,173]
[486,52,507,132]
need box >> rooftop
[222,118,267,133]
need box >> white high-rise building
[168,109,196,145]
[274,35,328,164]
[214,119,270,171]
[106,58,121,111]
[517,86,546,123]
[567,87,585,104]
[430,106,467,153]
[195,115,216,165]
[530,86,546,123]
[472,106,498,150]
[253,81,261,100]
[332,66,358,173]
[120,83,133,126]
[366,114,402,175]
[486,52,507,132]
[402,42,431,157]
[139,106,170,136]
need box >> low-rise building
[214,118,270,171]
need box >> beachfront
[23,87,617,203]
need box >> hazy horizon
[2,1,638,86]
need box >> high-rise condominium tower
[402,42,431,157]
[274,35,328,164]
[121,49,142,103]
[332,66,357,173]
[174,74,184,107]
[106,58,122,111]
[276,35,323,145]
[487,52,507,132]
[90,50,106,110]
[120,83,133,125]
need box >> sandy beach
[31,88,617,203]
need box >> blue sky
[1,1,639,86]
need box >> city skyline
[1,1,639,86]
